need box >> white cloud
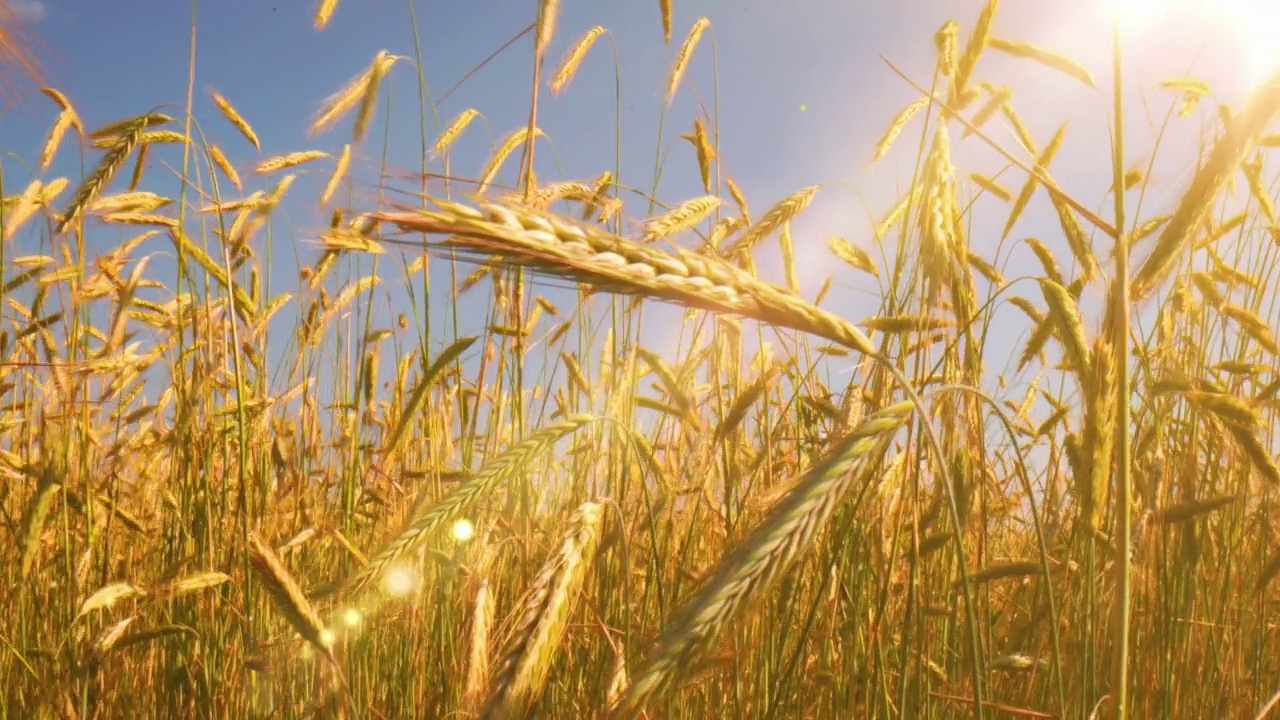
[9,0,48,23]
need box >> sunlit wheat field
[3,0,1280,718]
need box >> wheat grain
[255,150,329,174]
[246,534,337,669]
[40,110,74,171]
[310,50,398,138]
[3,178,44,238]
[989,37,1095,88]
[463,576,495,712]
[935,20,958,77]
[57,115,149,234]
[951,0,999,106]
[725,185,819,257]
[828,237,880,278]
[964,84,1012,136]
[874,97,929,162]
[479,127,544,194]
[341,414,596,597]
[969,172,1012,202]
[536,0,560,60]
[681,115,715,193]
[371,197,876,354]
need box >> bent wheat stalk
[370,198,876,355]
[338,414,596,598]
[610,401,913,716]
[481,501,605,720]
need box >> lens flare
[451,518,476,542]
[382,565,418,597]
[341,608,362,627]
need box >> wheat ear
[340,414,596,597]
[1131,69,1280,300]
[481,501,605,720]
[246,534,337,669]
[610,402,912,716]
[370,198,875,355]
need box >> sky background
[2,0,1277,425]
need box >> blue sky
[2,0,1276,423]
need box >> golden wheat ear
[481,501,606,720]
[368,198,876,356]
[246,533,342,682]
[611,401,913,716]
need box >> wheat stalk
[246,534,337,669]
[209,89,261,151]
[481,501,605,719]
[667,17,709,105]
[371,197,876,354]
[550,25,605,95]
[1132,68,1280,300]
[255,150,329,174]
[340,414,596,597]
[611,402,912,715]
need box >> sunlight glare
[1108,0,1166,31]
[342,608,362,627]
[382,564,418,597]
[1107,0,1280,87]
[451,518,476,542]
[1216,0,1280,87]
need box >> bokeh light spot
[382,564,418,597]
[451,518,476,542]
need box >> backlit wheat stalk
[339,414,596,597]
[610,401,912,716]
[481,501,605,720]
[246,534,337,669]
[370,197,876,354]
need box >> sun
[1107,0,1280,87]
[1215,0,1280,86]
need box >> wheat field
[3,0,1280,718]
